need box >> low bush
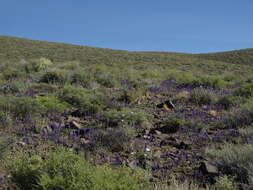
[58,86,106,115]
[70,71,91,86]
[103,108,149,128]
[117,88,146,103]
[0,81,28,95]
[177,74,227,89]
[24,58,53,73]
[95,72,118,88]
[36,96,69,114]
[26,83,58,95]
[2,66,23,80]
[7,148,149,190]
[219,108,253,129]
[214,175,236,190]
[235,80,253,98]
[93,128,132,152]
[0,96,42,120]
[39,70,69,85]
[216,95,235,110]
[188,88,216,105]
[206,144,253,185]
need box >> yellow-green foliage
[103,108,149,127]
[7,148,150,190]
[214,176,237,190]
[58,85,107,115]
[25,57,53,73]
[36,96,70,114]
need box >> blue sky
[1,0,253,53]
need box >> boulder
[199,161,218,175]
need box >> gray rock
[200,161,218,175]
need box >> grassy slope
[1,35,253,79]
[1,35,253,65]
[195,48,253,66]
[1,36,253,189]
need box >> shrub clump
[36,96,69,114]
[39,70,69,84]
[216,95,235,110]
[7,149,149,190]
[235,80,253,98]
[70,71,91,87]
[24,57,53,73]
[219,108,253,129]
[188,88,216,105]
[0,96,42,120]
[93,128,132,152]
[206,144,253,185]
[58,86,106,115]
[103,108,149,127]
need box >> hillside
[1,35,253,66]
[1,36,253,189]
[196,48,253,66]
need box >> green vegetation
[7,148,149,190]
[0,36,253,189]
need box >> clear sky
[1,0,253,53]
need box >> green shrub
[39,70,69,84]
[0,110,12,126]
[0,96,42,120]
[58,86,106,115]
[189,88,216,105]
[164,117,187,128]
[160,176,205,190]
[70,71,91,86]
[93,128,132,152]
[58,61,80,70]
[25,58,53,73]
[216,95,235,110]
[199,76,227,89]
[235,80,253,98]
[219,108,253,129]
[206,144,253,185]
[26,83,58,95]
[0,82,28,95]
[103,108,149,127]
[36,96,69,114]
[7,148,149,190]
[176,74,226,89]
[2,66,23,80]
[95,72,118,88]
[214,175,236,190]
[117,88,146,103]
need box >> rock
[154,130,162,135]
[164,100,176,109]
[153,150,162,158]
[70,121,82,130]
[200,161,218,175]
[128,160,138,169]
[17,141,26,146]
[80,138,90,144]
[42,125,53,134]
[174,141,189,150]
[157,99,175,110]
[155,124,179,134]
[130,139,146,151]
